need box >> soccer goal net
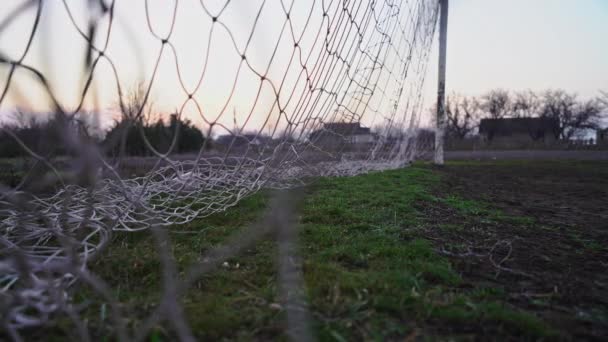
[0,0,439,334]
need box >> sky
[0,0,607,131]
[423,0,608,99]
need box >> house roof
[314,122,371,136]
[215,133,272,146]
[479,117,559,136]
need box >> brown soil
[422,161,608,341]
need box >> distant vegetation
[103,114,206,157]
[0,82,208,159]
[1,88,606,159]
[0,112,97,159]
[441,89,606,141]
[0,112,206,159]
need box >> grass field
[32,160,607,341]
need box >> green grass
[61,166,555,340]
[437,194,535,225]
[299,168,552,340]
[79,193,279,340]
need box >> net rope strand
[0,0,440,334]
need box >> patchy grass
[435,194,535,226]
[36,164,565,340]
[419,160,608,340]
[71,193,280,341]
[300,168,553,340]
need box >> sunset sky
[0,0,606,132]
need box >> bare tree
[541,89,604,140]
[445,94,481,139]
[599,90,608,106]
[598,91,608,122]
[104,82,154,158]
[480,89,511,119]
[117,81,155,123]
[511,90,541,118]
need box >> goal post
[435,0,449,165]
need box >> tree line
[0,111,206,159]
[0,83,207,159]
[443,89,607,140]
[2,87,606,159]
[103,114,205,157]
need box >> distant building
[479,117,559,146]
[214,133,272,149]
[309,122,376,149]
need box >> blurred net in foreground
[0,0,439,338]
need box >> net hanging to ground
[0,0,439,336]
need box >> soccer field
[20,160,606,340]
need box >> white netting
[0,0,439,336]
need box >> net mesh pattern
[0,0,439,334]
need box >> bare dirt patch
[421,161,608,340]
